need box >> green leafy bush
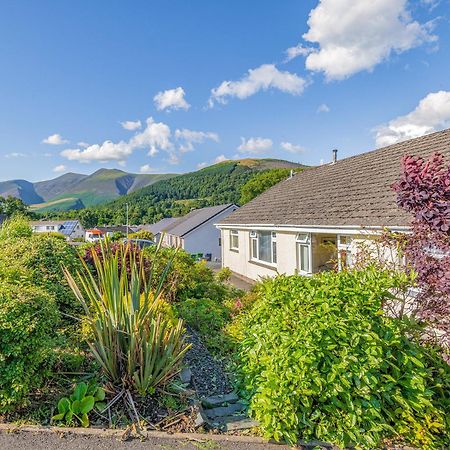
[177,297,234,356]
[0,233,83,318]
[0,215,32,240]
[143,246,216,302]
[52,382,105,427]
[0,283,58,413]
[238,269,450,449]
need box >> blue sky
[0,0,449,181]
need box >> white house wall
[183,207,237,261]
[221,228,389,281]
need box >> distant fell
[0,168,175,212]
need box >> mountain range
[0,169,175,212]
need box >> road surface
[0,429,291,450]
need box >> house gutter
[215,223,411,236]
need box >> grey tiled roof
[219,128,450,228]
[140,218,178,234]
[165,204,237,237]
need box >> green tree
[0,196,29,217]
[239,169,296,204]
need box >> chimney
[332,148,338,164]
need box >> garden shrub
[0,215,32,240]
[176,297,235,356]
[0,233,83,319]
[238,269,450,449]
[0,283,59,413]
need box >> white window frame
[230,230,239,251]
[296,233,312,275]
[250,230,277,265]
[337,235,352,271]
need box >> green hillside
[42,158,306,227]
[26,169,175,212]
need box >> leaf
[94,387,105,401]
[80,396,95,414]
[73,382,88,401]
[80,413,89,428]
[65,410,73,424]
[51,413,66,421]
[57,397,70,414]
[71,399,81,414]
[95,402,106,412]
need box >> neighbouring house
[139,217,179,243]
[217,129,450,282]
[85,225,133,243]
[30,220,85,241]
[162,203,239,261]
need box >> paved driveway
[0,429,290,450]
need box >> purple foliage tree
[393,152,450,362]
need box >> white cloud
[154,87,190,111]
[374,90,450,147]
[209,64,307,106]
[281,142,305,153]
[303,0,437,80]
[237,137,273,154]
[77,141,90,148]
[175,128,219,153]
[42,133,69,145]
[214,154,227,163]
[129,117,172,156]
[120,120,142,131]
[53,164,67,173]
[61,117,173,163]
[284,44,313,62]
[5,152,26,158]
[317,103,330,113]
[139,164,155,173]
[197,162,208,169]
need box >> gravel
[183,326,233,397]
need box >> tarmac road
[0,429,291,450]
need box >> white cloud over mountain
[238,137,273,154]
[281,142,305,153]
[61,117,218,166]
[209,64,306,106]
[53,164,67,173]
[302,0,436,80]
[374,90,450,147]
[154,87,190,111]
[175,129,219,153]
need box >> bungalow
[162,203,238,261]
[30,220,85,241]
[85,225,133,243]
[216,129,450,281]
[138,217,179,243]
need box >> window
[230,230,239,251]
[337,235,352,270]
[250,231,277,264]
[296,233,311,274]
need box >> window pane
[272,241,277,263]
[299,244,310,273]
[258,231,271,263]
[252,238,258,259]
